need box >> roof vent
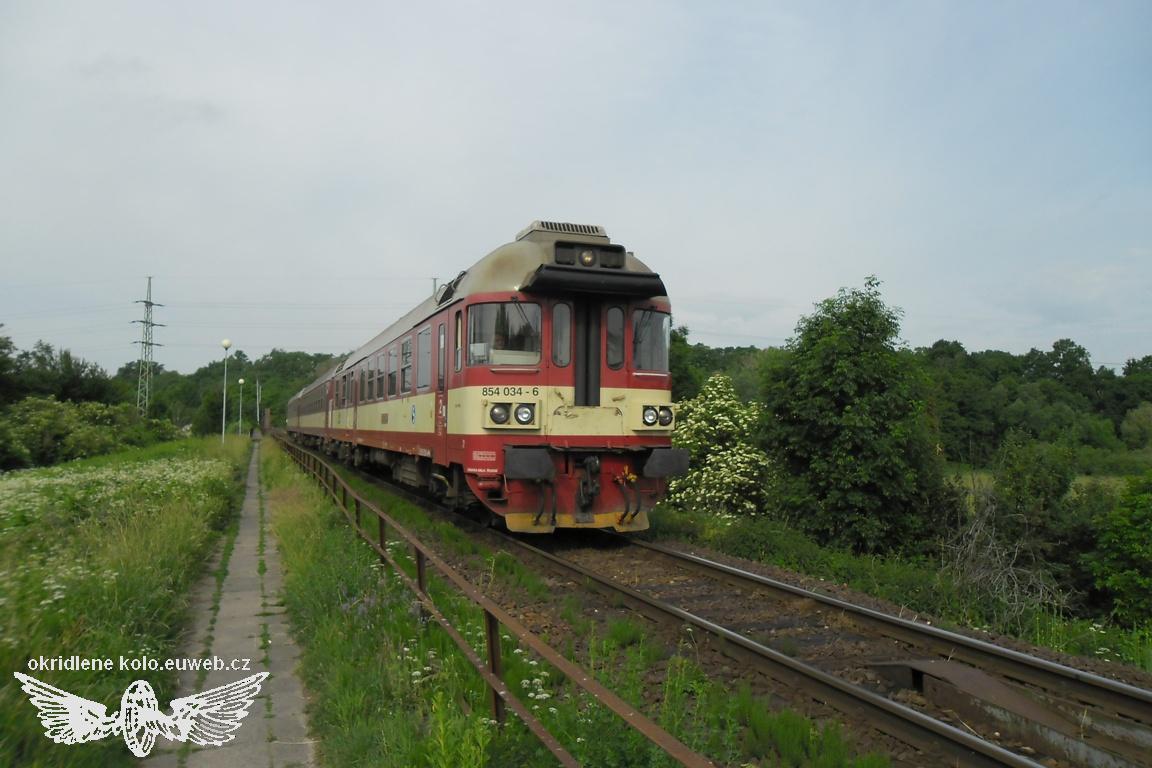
[516,220,608,241]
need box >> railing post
[414,547,427,594]
[354,497,362,529]
[484,610,506,725]
[378,518,388,568]
[414,546,429,623]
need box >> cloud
[0,1,1148,373]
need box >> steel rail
[499,533,1048,768]
[625,536,1152,726]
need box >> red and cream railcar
[286,221,688,532]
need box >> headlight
[658,407,673,426]
[514,403,535,425]
[490,404,510,424]
[642,406,658,426]
[579,249,596,267]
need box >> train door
[435,322,447,457]
[325,379,333,432]
[445,310,465,467]
[352,368,360,439]
[571,299,601,406]
[561,299,629,405]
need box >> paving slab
[144,441,316,767]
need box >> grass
[265,441,890,767]
[0,436,249,767]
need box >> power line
[132,277,164,416]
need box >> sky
[1,1,1149,375]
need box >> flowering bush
[667,374,771,517]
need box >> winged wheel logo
[13,671,269,757]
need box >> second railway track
[496,529,1152,768]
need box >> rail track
[289,441,1152,767]
[495,530,1152,768]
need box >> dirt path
[145,441,315,767]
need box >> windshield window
[468,302,541,365]
[553,303,571,367]
[633,310,671,371]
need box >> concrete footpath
[146,440,315,767]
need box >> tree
[1093,472,1152,625]
[1123,356,1152,377]
[191,389,223,436]
[1120,402,1152,449]
[1047,338,1097,405]
[667,374,771,517]
[992,431,1075,542]
[0,327,19,404]
[14,341,123,403]
[669,326,705,402]
[919,339,1000,464]
[762,277,949,553]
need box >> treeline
[672,321,1152,474]
[0,325,334,470]
[114,348,336,434]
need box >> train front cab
[453,240,688,532]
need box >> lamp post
[238,378,245,435]
[220,339,232,443]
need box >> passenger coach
[286,221,688,532]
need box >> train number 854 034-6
[481,386,540,398]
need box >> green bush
[0,396,178,469]
[762,277,951,553]
[1093,472,1152,625]
[1120,402,1152,449]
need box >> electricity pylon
[133,277,164,416]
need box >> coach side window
[401,338,413,393]
[387,348,398,397]
[606,306,624,369]
[375,353,385,399]
[553,303,571,367]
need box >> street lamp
[238,378,245,435]
[220,339,231,443]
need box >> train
[285,220,688,532]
